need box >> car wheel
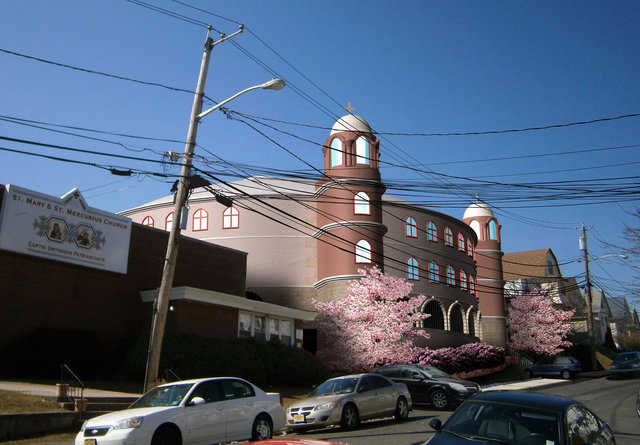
[561,370,571,380]
[430,389,448,410]
[151,425,181,445]
[251,414,273,441]
[525,370,533,379]
[395,397,409,422]
[340,403,360,429]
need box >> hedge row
[120,333,331,387]
[415,342,505,374]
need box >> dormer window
[330,138,343,167]
[356,136,370,165]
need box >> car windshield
[416,365,450,378]
[310,377,359,396]
[442,400,561,445]
[130,383,194,408]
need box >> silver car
[286,373,412,432]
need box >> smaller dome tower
[314,114,387,300]
[463,200,505,346]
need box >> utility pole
[579,224,597,371]
[143,25,243,392]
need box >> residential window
[142,216,154,227]
[192,208,208,231]
[238,313,251,337]
[165,212,174,231]
[427,221,438,242]
[447,266,456,286]
[223,206,239,229]
[466,239,473,256]
[407,257,419,280]
[405,217,417,238]
[330,138,343,167]
[254,315,266,341]
[444,227,453,246]
[280,320,292,346]
[355,239,372,263]
[354,192,370,215]
[267,318,279,342]
[460,270,468,290]
[355,136,370,165]
[457,233,465,251]
[429,262,439,283]
[489,220,497,240]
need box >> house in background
[608,296,640,347]
[502,248,587,335]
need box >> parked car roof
[472,390,578,411]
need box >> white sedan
[75,377,285,445]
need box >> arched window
[429,262,439,283]
[489,220,497,240]
[469,220,481,238]
[446,265,456,286]
[457,233,465,251]
[354,192,370,215]
[355,239,372,263]
[450,305,464,333]
[407,257,419,280]
[444,227,453,246]
[469,276,476,296]
[355,136,370,165]
[142,216,154,227]
[192,208,208,231]
[330,138,343,167]
[423,300,444,329]
[165,212,174,231]
[427,221,438,242]
[466,239,473,256]
[223,207,239,229]
[460,270,468,291]
[405,216,417,238]
[468,309,476,336]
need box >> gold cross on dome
[344,101,356,114]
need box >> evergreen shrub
[120,333,331,387]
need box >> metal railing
[59,363,86,412]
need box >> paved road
[24,377,640,445]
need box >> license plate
[293,414,305,423]
[84,440,97,445]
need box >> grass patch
[469,365,528,386]
[0,391,66,414]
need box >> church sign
[0,184,132,274]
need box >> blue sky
[1,1,638,303]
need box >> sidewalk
[0,381,141,398]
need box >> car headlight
[314,401,338,411]
[114,416,144,429]
[449,383,468,393]
[632,363,640,368]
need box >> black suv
[372,364,480,410]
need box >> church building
[121,114,506,348]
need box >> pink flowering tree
[313,266,430,373]
[507,290,575,357]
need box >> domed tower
[463,200,505,346]
[314,114,387,301]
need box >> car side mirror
[429,418,442,431]
[188,396,205,406]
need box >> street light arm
[197,78,285,121]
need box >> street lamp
[143,27,286,392]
